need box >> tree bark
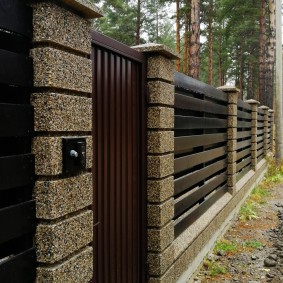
[266,0,275,108]
[183,2,190,75]
[208,0,213,85]
[189,0,200,79]
[259,0,266,102]
[275,0,283,163]
[176,0,181,71]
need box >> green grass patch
[214,239,238,253]
[239,200,259,221]
[208,261,227,276]
[242,240,263,249]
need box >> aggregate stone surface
[195,183,283,283]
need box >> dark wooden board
[174,133,226,154]
[237,139,251,151]
[0,248,35,283]
[174,146,226,174]
[237,120,252,128]
[0,0,32,38]
[236,157,251,172]
[174,159,226,196]
[175,93,227,115]
[237,109,251,119]
[174,72,227,102]
[174,172,226,218]
[237,130,251,139]
[0,200,35,244]
[0,49,32,87]
[236,148,251,161]
[0,154,34,191]
[0,104,33,137]
[174,186,227,237]
[175,116,227,130]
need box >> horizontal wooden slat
[174,172,226,218]
[257,135,264,143]
[0,154,34,191]
[237,120,251,128]
[236,157,251,172]
[174,159,226,196]
[0,200,35,244]
[237,130,251,139]
[0,104,33,137]
[257,148,264,157]
[237,110,251,119]
[175,116,227,130]
[257,129,264,135]
[0,30,29,54]
[237,99,251,111]
[0,49,33,87]
[174,146,226,174]
[175,133,226,154]
[174,185,227,237]
[236,148,250,161]
[258,108,264,114]
[0,0,32,38]
[174,72,227,102]
[0,248,35,283]
[257,121,264,127]
[175,93,227,115]
[237,139,251,150]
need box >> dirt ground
[194,182,283,283]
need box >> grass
[242,240,263,249]
[203,260,227,276]
[208,262,227,276]
[238,156,283,222]
[214,239,238,254]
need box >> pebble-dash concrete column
[133,44,178,282]
[259,105,270,157]
[30,1,102,282]
[246,99,260,170]
[269,109,275,153]
[218,86,239,195]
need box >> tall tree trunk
[189,0,200,79]
[239,45,243,99]
[275,0,283,162]
[135,0,141,45]
[259,0,266,102]
[266,0,275,108]
[183,2,190,75]
[248,58,253,99]
[208,0,213,85]
[176,0,181,71]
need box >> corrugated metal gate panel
[92,32,146,283]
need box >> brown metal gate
[92,31,146,283]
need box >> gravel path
[194,183,283,283]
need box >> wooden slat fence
[173,73,274,239]
[257,108,265,161]
[173,72,228,238]
[0,1,35,281]
[236,99,252,181]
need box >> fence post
[246,99,260,170]
[132,44,178,281]
[30,1,102,281]
[269,109,275,153]
[259,105,270,157]
[218,86,239,195]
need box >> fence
[173,72,273,239]
[0,0,35,281]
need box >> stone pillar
[218,86,239,195]
[132,44,178,282]
[30,1,102,282]
[269,109,275,153]
[246,99,260,170]
[259,105,270,157]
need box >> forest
[93,0,276,108]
